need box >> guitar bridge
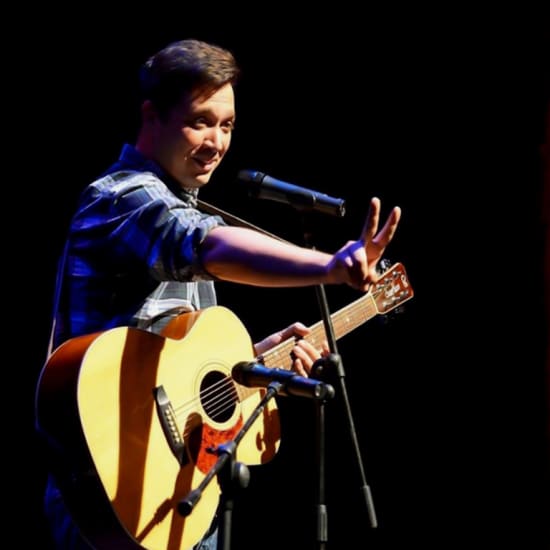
[153,385,188,465]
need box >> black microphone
[232,362,335,400]
[238,169,346,217]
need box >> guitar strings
[172,375,234,416]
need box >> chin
[194,175,211,187]
[180,174,210,189]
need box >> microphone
[237,169,346,217]
[232,362,335,400]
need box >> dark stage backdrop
[23,11,548,550]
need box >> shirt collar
[117,144,199,207]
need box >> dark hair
[139,38,240,120]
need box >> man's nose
[205,126,224,150]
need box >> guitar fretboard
[262,292,377,371]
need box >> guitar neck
[241,261,413,390]
[261,293,378,370]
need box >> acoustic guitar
[35,262,413,549]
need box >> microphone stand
[196,198,377,545]
[178,382,283,550]
[298,211,378,550]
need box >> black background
[19,7,549,549]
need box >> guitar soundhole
[201,371,238,423]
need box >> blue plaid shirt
[52,144,226,348]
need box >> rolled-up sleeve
[72,171,226,282]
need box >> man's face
[154,83,236,189]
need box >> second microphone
[232,361,335,400]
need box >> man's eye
[192,117,208,128]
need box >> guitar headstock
[372,262,414,314]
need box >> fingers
[374,205,401,248]
[292,338,323,376]
[284,322,309,339]
[360,197,381,242]
[292,356,308,377]
[255,323,322,376]
[253,322,309,356]
[360,198,401,247]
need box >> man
[37,38,401,549]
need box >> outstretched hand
[360,196,401,281]
[328,197,401,292]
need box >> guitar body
[36,306,281,550]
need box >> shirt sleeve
[71,171,227,282]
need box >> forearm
[200,226,333,286]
